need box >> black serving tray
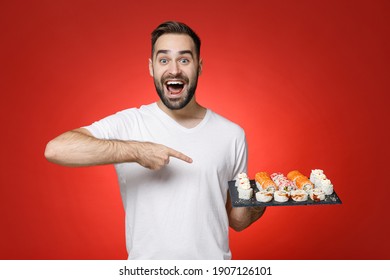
[229,180,342,208]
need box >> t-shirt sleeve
[232,128,248,179]
[83,109,136,140]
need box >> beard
[154,72,199,110]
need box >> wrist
[125,140,143,164]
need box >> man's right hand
[135,142,192,170]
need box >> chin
[163,98,188,110]
[156,84,196,110]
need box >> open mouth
[165,80,185,95]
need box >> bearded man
[45,21,266,260]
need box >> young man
[45,21,266,259]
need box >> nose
[168,61,181,75]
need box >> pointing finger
[167,148,193,164]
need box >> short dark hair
[151,21,201,59]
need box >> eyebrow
[155,50,194,58]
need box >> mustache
[161,73,189,83]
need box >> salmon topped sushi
[255,172,277,193]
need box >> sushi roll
[255,171,271,186]
[278,180,295,192]
[238,177,251,189]
[270,172,284,185]
[287,170,303,182]
[291,189,308,202]
[255,172,277,193]
[309,188,326,202]
[318,178,334,195]
[238,188,253,200]
[274,190,290,202]
[295,176,314,192]
[255,190,273,203]
[271,172,295,192]
[238,179,253,199]
[255,179,277,193]
[256,171,270,179]
[310,169,334,195]
[310,169,326,185]
[235,172,249,187]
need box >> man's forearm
[44,129,138,167]
[45,128,192,169]
[228,206,266,232]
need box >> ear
[148,58,154,77]
[198,58,203,75]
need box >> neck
[157,97,207,128]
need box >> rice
[238,188,253,200]
[309,188,325,202]
[291,189,308,202]
[274,190,290,202]
[255,190,273,202]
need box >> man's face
[149,34,202,110]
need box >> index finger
[167,148,193,164]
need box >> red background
[1,0,389,259]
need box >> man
[45,21,266,259]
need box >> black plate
[229,180,342,208]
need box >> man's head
[149,21,202,110]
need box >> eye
[159,58,168,64]
[179,58,189,64]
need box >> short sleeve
[83,109,138,141]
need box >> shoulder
[84,103,158,139]
[85,103,155,130]
[114,103,157,119]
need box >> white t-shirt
[85,103,247,259]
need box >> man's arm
[226,192,266,231]
[44,128,192,170]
